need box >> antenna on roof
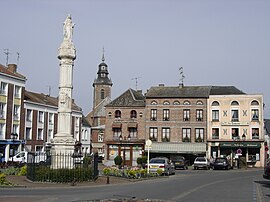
[179,66,185,87]
[132,77,141,90]
[46,85,51,96]
[3,49,10,66]
[16,52,20,66]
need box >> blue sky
[1,0,270,117]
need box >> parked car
[8,151,47,164]
[263,159,270,180]
[193,157,210,170]
[213,157,230,170]
[172,156,188,170]
[148,157,175,175]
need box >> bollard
[106,176,110,184]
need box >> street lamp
[11,133,18,165]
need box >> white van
[9,151,46,164]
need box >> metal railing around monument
[26,152,95,183]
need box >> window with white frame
[13,105,20,120]
[196,109,203,121]
[182,128,191,142]
[183,109,190,121]
[35,146,43,152]
[48,129,53,141]
[26,127,32,140]
[163,109,170,121]
[38,111,44,123]
[212,110,219,121]
[195,128,204,142]
[13,124,19,135]
[0,123,5,139]
[0,102,6,119]
[0,82,7,95]
[113,128,121,138]
[251,109,259,121]
[14,86,21,98]
[129,128,137,138]
[150,109,157,121]
[26,109,32,122]
[37,128,43,140]
[231,109,239,122]
[149,127,158,141]
[49,113,54,124]
[162,128,170,142]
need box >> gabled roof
[146,85,246,98]
[82,115,91,127]
[0,64,26,80]
[24,90,82,111]
[106,88,145,107]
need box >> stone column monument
[51,15,76,168]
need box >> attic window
[251,100,259,105]
[163,101,170,105]
[231,101,239,106]
[196,100,203,105]
[130,110,137,118]
[183,100,190,105]
[151,101,157,105]
[212,101,220,106]
[173,101,180,105]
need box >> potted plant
[114,155,123,169]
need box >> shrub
[127,169,137,178]
[141,156,147,164]
[114,155,123,168]
[1,167,20,175]
[103,167,111,176]
[136,157,142,165]
[157,169,163,176]
[18,165,27,176]
[0,173,11,185]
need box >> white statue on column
[63,14,74,42]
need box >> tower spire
[102,47,105,62]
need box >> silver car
[148,157,175,175]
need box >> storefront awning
[219,142,261,148]
[112,123,122,128]
[150,142,206,154]
[127,122,137,128]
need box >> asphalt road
[0,168,269,202]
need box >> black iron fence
[26,152,97,183]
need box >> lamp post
[11,133,18,165]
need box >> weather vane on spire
[102,47,105,62]
[63,14,74,42]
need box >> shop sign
[219,142,261,148]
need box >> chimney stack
[7,64,17,73]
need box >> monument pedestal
[51,136,76,169]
